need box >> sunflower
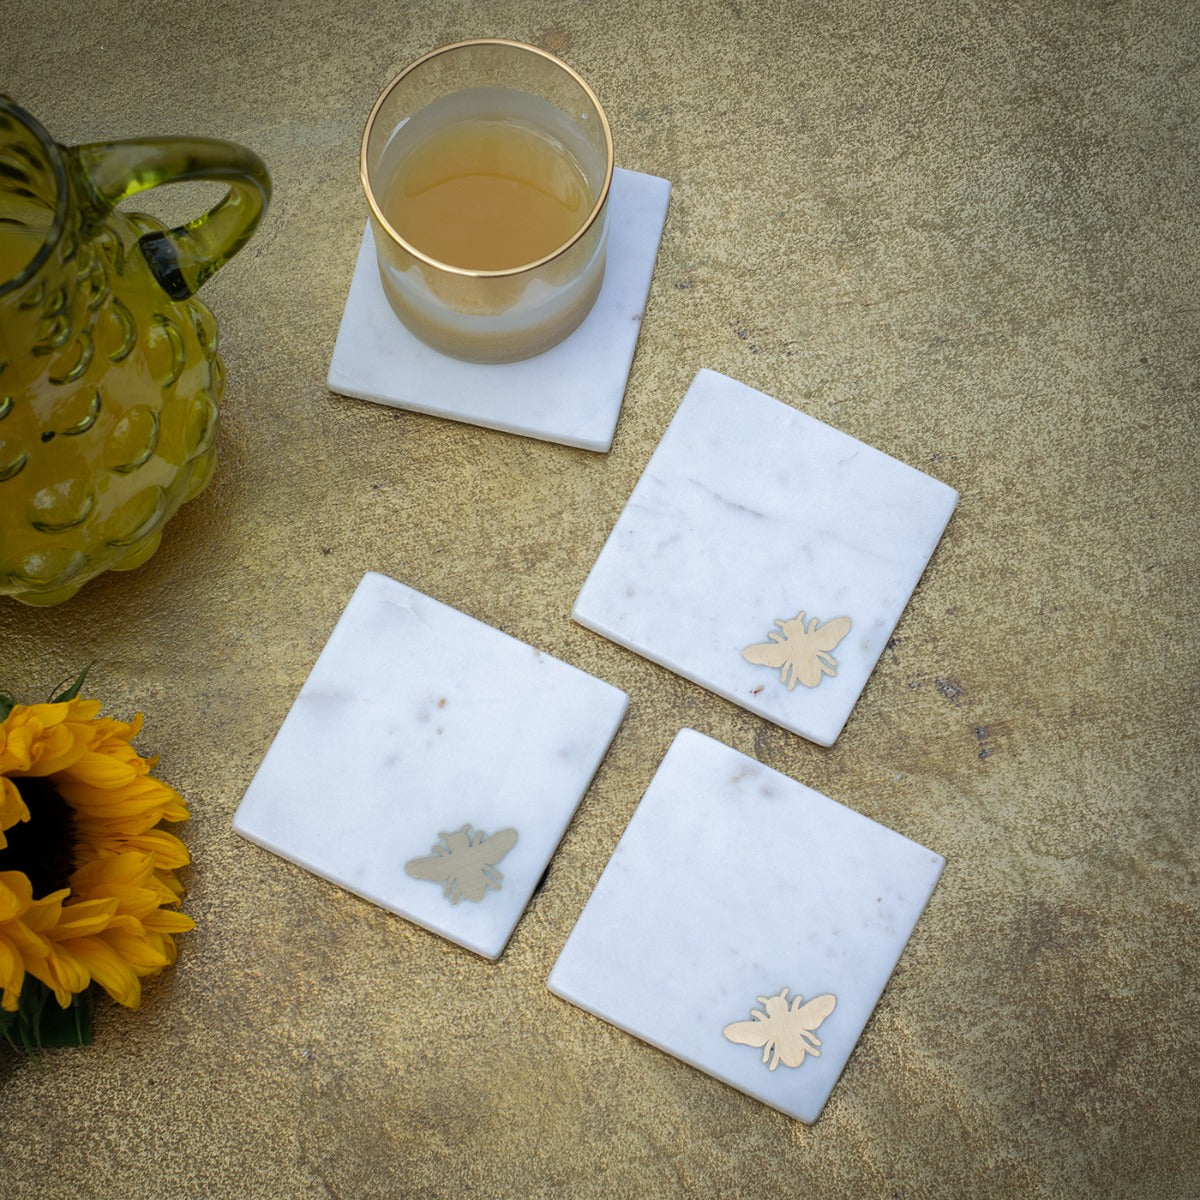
[0,677,193,1047]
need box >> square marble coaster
[232,571,628,961]
[326,167,672,452]
[573,369,959,745]
[548,729,945,1123]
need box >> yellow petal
[0,914,56,1003]
[0,870,34,920]
[72,810,162,839]
[0,936,27,1008]
[25,948,87,1007]
[1,920,51,961]
[81,887,162,920]
[147,933,179,966]
[143,908,195,935]
[20,888,71,935]
[114,829,191,870]
[100,930,171,974]
[0,699,192,1007]
[155,869,186,901]
[0,777,31,835]
[69,851,156,892]
[57,781,186,824]
[61,750,140,789]
[50,896,120,939]
[1,699,100,776]
[60,936,140,1008]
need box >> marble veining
[548,729,945,1123]
[573,369,959,744]
[327,168,672,452]
[233,572,629,960]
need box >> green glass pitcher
[0,98,269,605]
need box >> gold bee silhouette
[405,823,518,905]
[742,611,852,689]
[723,987,837,1070]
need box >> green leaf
[0,980,94,1052]
[50,664,91,704]
[0,692,13,721]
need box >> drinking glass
[361,39,613,363]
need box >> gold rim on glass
[360,38,614,279]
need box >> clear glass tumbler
[361,39,614,363]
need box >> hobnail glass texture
[0,100,269,605]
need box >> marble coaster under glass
[233,571,629,960]
[548,729,944,1123]
[327,167,672,452]
[573,369,959,745]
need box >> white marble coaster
[573,369,959,745]
[232,571,628,960]
[548,729,944,1123]
[326,167,672,452]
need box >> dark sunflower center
[0,776,77,897]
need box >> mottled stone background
[1,1,1196,1196]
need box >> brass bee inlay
[742,611,852,690]
[405,823,518,905]
[723,987,837,1070]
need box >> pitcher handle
[71,137,270,299]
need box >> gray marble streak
[548,729,945,1123]
[233,572,628,960]
[574,370,959,744]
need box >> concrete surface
[1,1,1196,1197]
